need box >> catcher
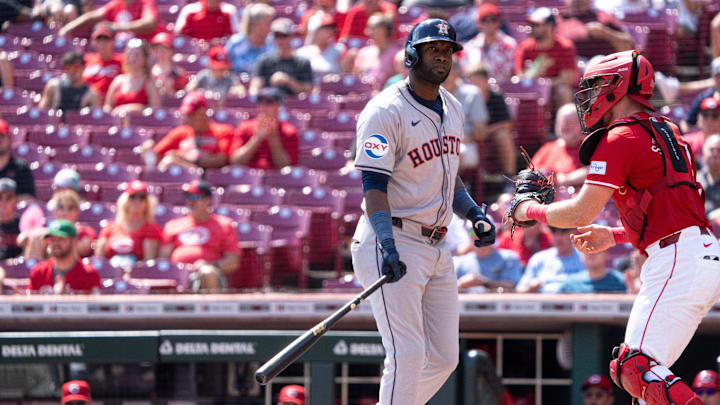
[508,50,720,405]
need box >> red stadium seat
[339,94,370,111]
[322,274,362,291]
[214,204,251,224]
[3,106,61,128]
[284,93,336,113]
[13,142,51,164]
[320,74,374,95]
[621,9,677,75]
[29,161,63,182]
[125,108,184,130]
[232,221,273,289]
[77,201,116,227]
[299,148,347,170]
[113,147,146,166]
[153,203,187,226]
[84,256,122,279]
[263,166,322,190]
[498,77,551,155]
[323,169,362,189]
[221,185,282,210]
[26,125,89,147]
[222,96,257,110]
[76,163,140,184]
[91,126,154,149]
[208,109,243,127]
[102,278,150,294]
[64,108,122,129]
[311,112,358,132]
[142,165,201,185]
[171,35,207,55]
[205,165,264,187]
[0,35,23,52]
[396,5,425,23]
[172,54,206,74]
[5,21,55,39]
[0,89,31,112]
[128,259,189,292]
[1,257,39,291]
[298,129,334,151]
[53,144,114,167]
[33,35,85,57]
[14,71,55,93]
[8,51,49,72]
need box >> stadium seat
[396,5,425,23]
[172,54,207,74]
[322,274,362,291]
[323,169,362,189]
[7,126,25,146]
[153,203,187,226]
[320,74,374,95]
[232,221,273,289]
[113,147,146,166]
[278,109,310,131]
[621,9,678,75]
[76,163,140,184]
[208,109,243,127]
[64,108,122,129]
[3,106,61,128]
[298,130,334,151]
[311,112,358,132]
[0,35,23,52]
[221,96,257,110]
[171,35,207,55]
[221,185,281,210]
[128,259,189,292]
[33,35,84,57]
[13,142,50,164]
[205,165,264,187]
[339,94,370,111]
[328,131,356,150]
[341,187,364,239]
[9,51,49,72]
[299,148,347,170]
[26,125,89,147]
[142,165,201,185]
[125,108,184,130]
[263,166,322,190]
[14,71,55,93]
[102,278,150,294]
[78,202,116,227]
[214,204,251,224]
[0,89,31,112]
[498,77,552,154]
[5,21,55,39]
[53,144,114,167]
[1,257,39,291]
[284,93,336,113]
[84,256,122,279]
[91,126,154,149]
[29,161,63,182]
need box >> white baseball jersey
[354,79,465,228]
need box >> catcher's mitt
[506,147,555,235]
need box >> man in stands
[699,135,720,216]
[39,52,100,112]
[693,370,720,405]
[338,0,396,41]
[229,87,299,169]
[558,250,626,293]
[151,91,234,170]
[248,18,313,96]
[28,219,101,294]
[185,46,245,99]
[278,385,305,405]
[174,0,239,40]
[515,226,585,293]
[459,3,516,83]
[83,23,123,101]
[0,120,34,201]
[532,103,587,187]
[160,180,239,291]
[58,0,160,39]
[0,178,22,260]
[61,380,92,405]
[684,97,720,158]
[515,7,577,105]
[226,3,276,74]
[454,238,522,293]
[581,374,615,405]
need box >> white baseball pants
[351,215,459,405]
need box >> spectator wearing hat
[296,15,346,77]
[159,180,240,291]
[531,103,587,187]
[185,46,246,99]
[61,380,92,404]
[40,51,100,112]
[150,32,188,95]
[345,13,401,88]
[514,7,577,106]
[58,0,160,40]
[516,226,585,293]
[0,178,22,260]
[684,97,720,159]
[150,91,234,169]
[458,3,517,83]
[174,0,239,40]
[699,135,720,216]
[580,374,614,405]
[95,181,162,265]
[248,18,314,96]
[229,87,299,169]
[83,23,124,101]
[557,250,625,293]
[53,168,81,194]
[693,370,720,405]
[226,3,276,73]
[278,385,305,405]
[338,0,396,41]
[0,120,35,201]
[298,0,343,44]
[683,57,720,128]
[104,38,161,115]
[557,0,633,60]
[27,219,101,294]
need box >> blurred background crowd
[0,0,719,297]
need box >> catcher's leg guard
[609,344,703,405]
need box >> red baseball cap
[124,180,148,196]
[151,32,173,48]
[701,97,720,112]
[319,14,336,28]
[278,385,305,405]
[477,3,500,20]
[179,91,208,115]
[581,374,613,393]
[183,179,212,196]
[62,380,91,404]
[91,22,114,39]
[0,119,8,136]
[694,370,720,389]
[208,45,231,69]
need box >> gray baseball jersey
[354,79,465,228]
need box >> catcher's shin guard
[610,344,703,405]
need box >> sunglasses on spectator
[185,194,203,201]
[702,111,720,119]
[257,97,279,105]
[64,63,84,71]
[56,204,78,211]
[129,193,147,201]
[273,32,291,38]
[582,391,608,399]
[65,402,88,405]
[481,16,499,23]
[695,388,717,396]
[550,227,572,233]
[94,35,111,41]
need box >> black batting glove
[379,238,407,282]
[467,205,496,247]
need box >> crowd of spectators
[1,0,720,297]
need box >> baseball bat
[255,274,390,385]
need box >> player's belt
[658,227,710,249]
[391,217,447,242]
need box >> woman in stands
[95,181,162,267]
[346,13,400,88]
[150,32,188,96]
[104,38,161,115]
[18,190,96,259]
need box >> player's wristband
[453,187,477,219]
[611,227,629,245]
[525,204,548,223]
[369,210,394,242]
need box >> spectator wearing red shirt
[95,181,162,265]
[28,219,101,294]
[684,97,720,160]
[298,0,344,44]
[151,91,233,169]
[174,0,239,40]
[229,87,299,169]
[83,23,124,100]
[532,103,587,187]
[338,0,396,41]
[58,0,160,40]
[150,32,189,95]
[159,180,240,291]
[514,7,577,106]
[104,38,161,115]
[497,224,553,267]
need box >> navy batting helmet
[404,19,463,69]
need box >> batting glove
[379,239,407,283]
[467,205,496,247]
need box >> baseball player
[508,50,720,405]
[351,18,495,405]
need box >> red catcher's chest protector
[610,114,704,247]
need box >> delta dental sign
[2,343,84,359]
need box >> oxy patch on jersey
[364,134,390,159]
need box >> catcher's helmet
[574,50,655,133]
[404,19,463,69]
